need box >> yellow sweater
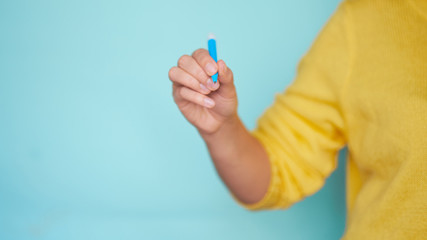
[240,0,427,239]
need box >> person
[168,0,427,239]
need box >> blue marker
[208,33,218,83]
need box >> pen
[207,33,218,83]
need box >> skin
[168,49,271,204]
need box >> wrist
[199,113,241,142]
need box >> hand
[168,49,238,135]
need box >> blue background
[0,0,347,239]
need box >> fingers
[192,49,220,91]
[216,59,237,99]
[192,49,218,77]
[177,53,219,91]
[174,86,216,109]
[177,55,209,84]
[218,60,233,84]
[169,66,210,94]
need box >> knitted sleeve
[237,1,351,210]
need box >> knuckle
[224,65,233,79]
[169,67,180,82]
[177,55,190,67]
[192,48,207,58]
[229,69,234,79]
[168,66,179,80]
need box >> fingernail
[199,83,210,94]
[204,98,215,108]
[213,79,219,89]
[205,63,216,75]
[207,78,215,90]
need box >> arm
[200,114,271,204]
[169,0,350,210]
[168,49,270,205]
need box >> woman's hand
[168,48,238,135]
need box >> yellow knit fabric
[238,0,427,239]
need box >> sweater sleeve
[237,2,351,210]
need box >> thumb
[218,59,233,85]
[216,59,236,99]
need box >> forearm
[199,114,271,204]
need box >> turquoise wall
[0,0,346,239]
